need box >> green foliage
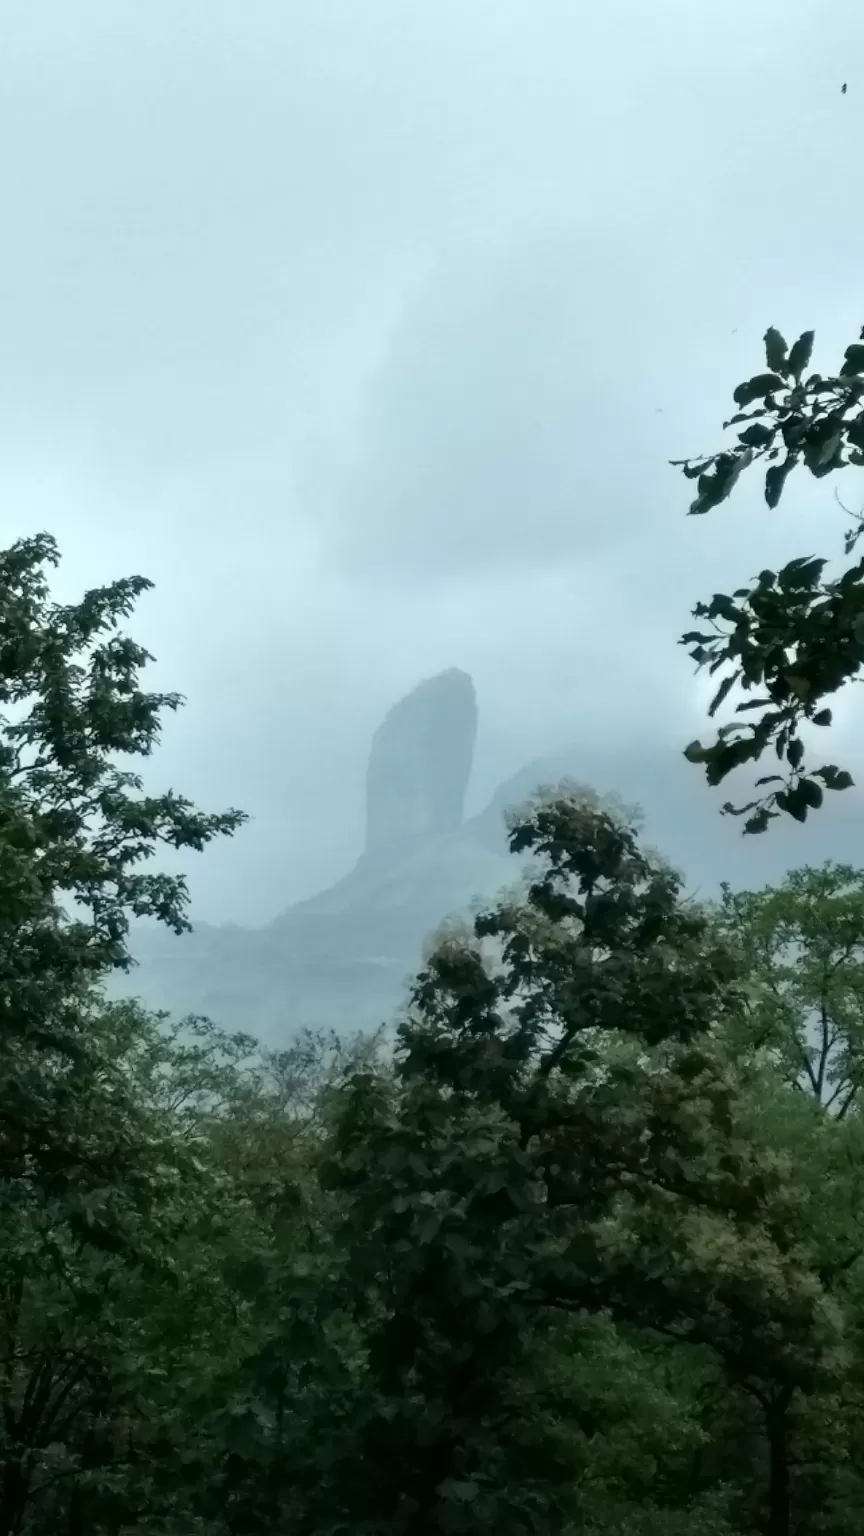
[318,799,862,1535]
[8,531,864,1535]
[6,787,864,1534]
[675,327,864,829]
[718,863,864,1115]
[0,532,246,972]
[0,531,246,1202]
[0,533,249,1533]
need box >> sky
[3,0,864,924]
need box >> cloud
[301,227,713,581]
[2,0,864,930]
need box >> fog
[3,0,864,934]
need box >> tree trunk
[0,1455,29,1536]
[765,1399,791,1536]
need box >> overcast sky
[4,0,864,923]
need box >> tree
[320,795,853,1536]
[718,863,864,1116]
[0,532,246,968]
[0,989,384,1536]
[0,532,246,1186]
[0,531,247,1533]
[676,326,864,832]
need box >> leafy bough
[676,326,864,832]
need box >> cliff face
[118,671,582,1045]
[365,667,477,857]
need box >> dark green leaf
[708,674,737,717]
[733,373,785,407]
[765,456,797,508]
[777,555,826,589]
[706,592,742,621]
[803,422,844,474]
[705,737,761,786]
[846,412,864,450]
[788,330,815,381]
[763,327,788,373]
[781,415,809,451]
[689,450,752,516]
[840,559,864,588]
[814,765,855,790]
[683,740,708,763]
[441,1480,480,1504]
[841,342,864,377]
[738,421,776,448]
[777,784,809,822]
[799,778,824,809]
[812,708,832,726]
[785,673,812,699]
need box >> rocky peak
[364,667,477,859]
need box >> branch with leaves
[677,326,864,831]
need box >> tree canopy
[5,534,864,1536]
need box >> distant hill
[113,670,589,1045]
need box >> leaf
[705,737,762,786]
[765,456,797,508]
[799,777,824,809]
[803,421,844,473]
[706,591,742,621]
[744,807,773,834]
[764,327,788,373]
[689,450,752,516]
[841,342,864,377]
[786,737,804,769]
[785,674,812,699]
[683,741,708,763]
[755,774,784,786]
[812,708,832,726]
[788,330,815,381]
[733,373,785,407]
[781,415,809,451]
[725,409,769,426]
[841,558,864,589]
[846,412,864,450]
[777,555,826,590]
[708,674,736,717]
[441,1480,480,1504]
[738,421,776,448]
[814,765,855,791]
[777,784,809,823]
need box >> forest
[4,326,864,1535]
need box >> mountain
[115,670,585,1044]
